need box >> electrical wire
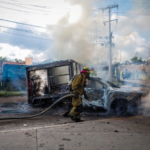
[95,10,150,16]
[0,30,51,41]
[0,5,50,15]
[5,0,71,10]
[117,0,128,10]
[0,25,51,36]
[112,12,150,16]
[0,18,46,29]
[115,1,150,31]
[0,1,51,13]
[93,0,150,4]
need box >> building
[0,60,27,90]
[0,60,3,88]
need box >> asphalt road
[0,95,150,131]
[0,94,150,150]
[0,107,150,150]
[0,100,116,131]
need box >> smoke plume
[47,0,98,66]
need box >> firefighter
[69,67,90,122]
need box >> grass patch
[0,91,27,97]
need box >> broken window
[48,66,69,86]
[87,80,103,89]
[29,69,48,96]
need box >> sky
[0,0,150,66]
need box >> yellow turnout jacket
[71,73,86,95]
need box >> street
[0,95,150,150]
[0,114,150,150]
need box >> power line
[0,25,50,36]
[116,1,150,31]
[96,10,150,16]
[0,5,49,15]
[5,0,71,10]
[0,12,32,15]
[0,18,46,29]
[2,2,150,17]
[0,1,52,13]
[0,30,52,41]
[119,0,131,13]
[112,12,150,16]
[117,0,126,9]
[137,0,150,15]
[115,0,150,4]
[92,0,150,4]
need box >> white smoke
[47,0,104,66]
[45,0,150,67]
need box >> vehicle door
[85,79,104,103]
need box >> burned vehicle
[26,59,144,115]
[83,77,144,115]
[26,60,81,105]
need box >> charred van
[26,59,81,105]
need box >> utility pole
[101,4,118,82]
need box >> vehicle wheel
[115,99,128,116]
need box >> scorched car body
[84,77,144,115]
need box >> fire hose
[0,94,91,121]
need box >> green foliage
[0,56,24,63]
[14,59,24,63]
[0,56,9,62]
[130,56,144,64]
[0,91,27,97]
[130,56,138,63]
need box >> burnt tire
[115,99,128,116]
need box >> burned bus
[26,59,81,105]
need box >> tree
[0,56,9,62]
[14,59,24,63]
[130,56,138,64]
[130,56,144,65]
[138,57,143,64]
